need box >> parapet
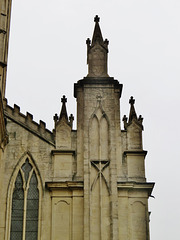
[3,98,54,145]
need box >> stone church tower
[0,2,154,239]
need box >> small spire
[92,15,104,46]
[128,96,137,123]
[59,95,68,121]
[124,96,143,130]
[122,97,143,130]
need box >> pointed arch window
[10,159,39,240]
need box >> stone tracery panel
[90,116,99,160]
[89,103,110,240]
[89,104,109,161]
[100,116,108,160]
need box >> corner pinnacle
[128,96,137,123]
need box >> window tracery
[10,159,39,240]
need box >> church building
[0,1,154,239]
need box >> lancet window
[10,159,39,240]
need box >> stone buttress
[74,16,154,240]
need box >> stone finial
[86,38,91,45]
[129,96,135,106]
[53,113,58,128]
[61,95,67,103]
[94,15,100,23]
[138,115,143,124]
[104,38,109,46]
[69,114,74,128]
[122,115,128,130]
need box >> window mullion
[22,188,28,240]
[22,168,33,240]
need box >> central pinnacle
[86,16,109,78]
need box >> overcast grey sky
[6,1,180,239]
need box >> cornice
[123,150,147,157]
[117,182,155,196]
[74,77,123,98]
[46,181,84,190]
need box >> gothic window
[10,159,39,240]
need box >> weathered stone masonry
[0,8,154,240]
